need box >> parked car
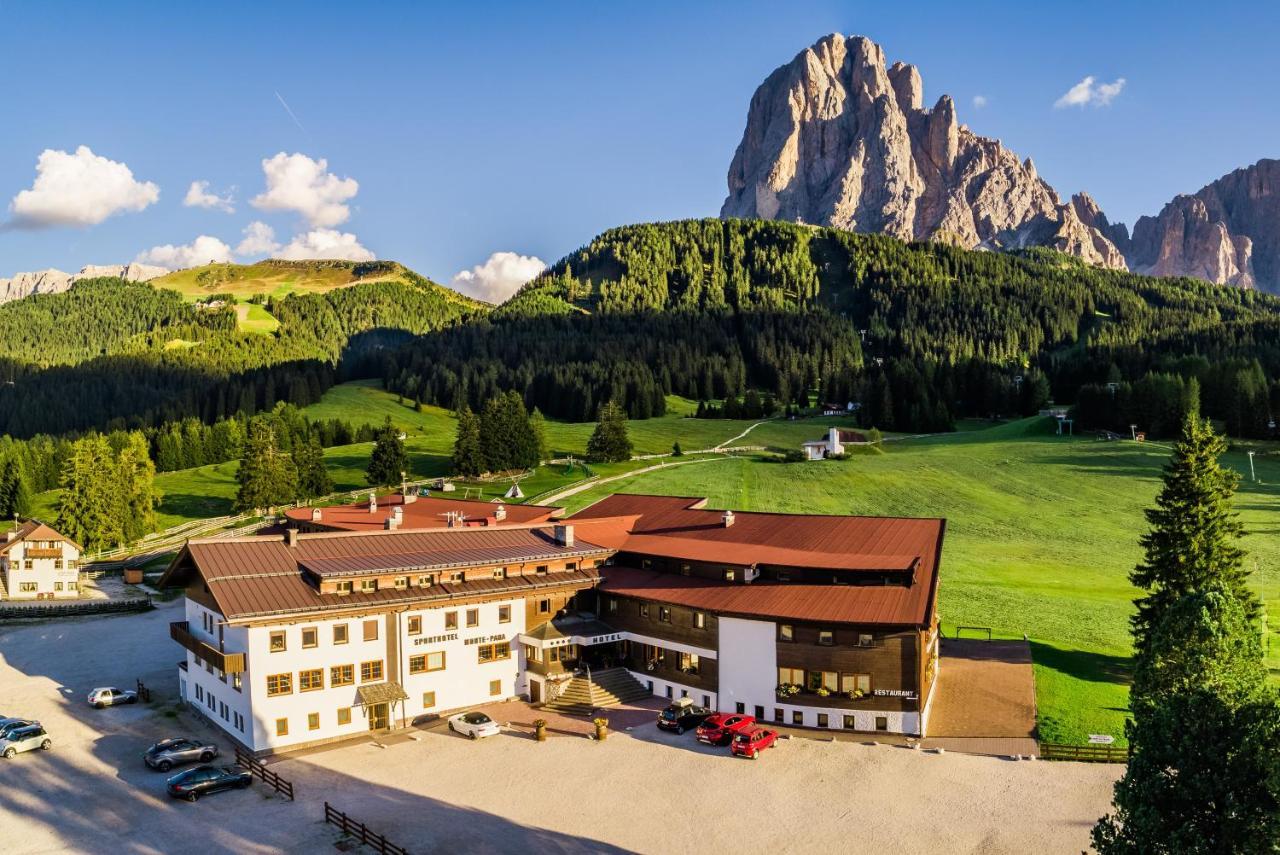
[0,718,38,738]
[165,765,252,801]
[656,699,713,734]
[447,711,500,739]
[144,737,219,772]
[2,725,52,758]
[730,727,779,759]
[695,713,756,746]
[87,687,138,708]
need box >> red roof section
[283,494,560,532]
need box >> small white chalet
[1,520,83,600]
[801,427,868,461]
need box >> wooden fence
[324,802,409,855]
[234,747,295,800]
[1039,742,1128,763]
[0,596,152,620]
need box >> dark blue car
[166,765,252,802]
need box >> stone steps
[543,668,651,716]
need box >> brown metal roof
[599,565,935,627]
[1,519,82,554]
[357,682,409,706]
[284,494,560,532]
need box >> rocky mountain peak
[0,262,168,305]
[721,33,1127,269]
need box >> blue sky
[1,0,1277,297]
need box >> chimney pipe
[494,505,507,522]
[722,510,735,528]
[554,524,574,547]
[285,528,299,547]
[368,492,377,514]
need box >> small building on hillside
[284,492,562,534]
[1,520,82,600]
[801,427,867,460]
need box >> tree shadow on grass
[157,492,235,519]
[1029,640,1132,686]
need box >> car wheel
[40,740,51,751]
[199,752,213,762]
[3,748,14,759]
[186,791,199,803]
[128,696,138,704]
[676,726,683,735]
[751,750,758,760]
[158,760,172,772]
[238,779,251,789]
[94,702,104,709]
[469,730,477,740]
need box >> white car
[447,711,500,740]
[2,725,51,758]
[87,687,138,709]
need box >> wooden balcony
[170,621,245,674]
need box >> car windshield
[660,710,676,719]
[733,733,751,742]
[464,713,491,724]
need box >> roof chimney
[494,505,507,522]
[400,473,416,503]
[385,506,404,530]
[285,528,299,548]
[368,492,377,514]
[722,510,735,528]
[5,530,16,543]
[310,507,322,522]
[554,524,574,547]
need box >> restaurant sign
[873,689,917,700]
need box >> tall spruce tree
[56,436,124,550]
[115,432,160,544]
[529,407,550,463]
[1094,416,1280,852]
[452,407,485,476]
[294,435,332,499]
[586,400,632,463]
[235,420,298,511]
[366,416,408,487]
[0,457,31,519]
[1130,416,1255,660]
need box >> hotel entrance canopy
[519,615,623,650]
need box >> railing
[0,596,152,620]
[235,747,295,800]
[1039,742,1128,763]
[323,802,408,855]
[953,625,993,640]
[170,621,246,673]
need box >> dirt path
[714,420,768,450]
[538,456,732,506]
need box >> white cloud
[6,145,159,228]
[276,228,374,261]
[250,152,358,227]
[971,95,988,109]
[449,251,547,303]
[183,180,235,213]
[234,221,280,257]
[135,235,234,269]
[1054,76,1126,109]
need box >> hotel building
[1,520,82,601]
[161,494,944,754]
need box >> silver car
[2,725,51,758]
[144,737,219,772]
[0,718,37,738]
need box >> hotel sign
[873,689,917,700]
[413,633,457,646]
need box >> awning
[356,681,409,706]
[520,617,624,649]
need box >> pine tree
[1130,416,1255,660]
[235,421,298,511]
[671,440,683,457]
[452,408,485,476]
[294,435,332,499]
[586,401,632,463]
[0,457,31,519]
[366,416,408,487]
[56,436,124,550]
[529,407,550,463]
[115,432,159,544]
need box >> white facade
[801,427,846,461]
[181,595,528,753]
[1,531,81,600]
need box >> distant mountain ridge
[0,263,168,303]
[722,33,1280,293]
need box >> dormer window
[723,569,737,582]
[493,568,506,580]
[336,581,353,595]
[449,571,464,584]
[361,579,378,593]
[394,577,408,589]
[418,574,434,587]
[680,564,691,576]
[535,565,548,576]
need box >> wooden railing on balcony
[169,621,245,674]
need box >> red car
[730,727,779,759]
[695,713,755,746]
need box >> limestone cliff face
[0,263,168,304]
[721,33,1127,269]
[1129,159,1280,291]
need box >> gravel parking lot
[0,604,1120,854]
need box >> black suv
[657,700,712,734]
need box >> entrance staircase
[542,667,650,716]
